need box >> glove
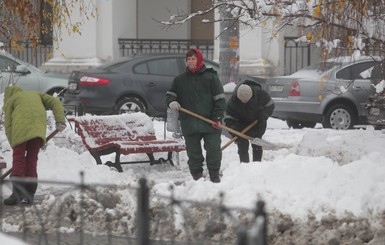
[212,121,221,129]
[56,123,67,132]
[169,101,181,110]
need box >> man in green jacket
[2,86,67,205]
[225,81,275,162]
[166,48,225,183]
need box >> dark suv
[63,53,263,117]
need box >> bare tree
[160,0,385,57]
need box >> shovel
[0,129,59,181]
[221,120,258,150]
[179,107,276,148]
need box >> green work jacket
[166,66,226,135]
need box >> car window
[133,62,148,74]
[134,58,180,76]
[205,60,219,71]
[99,57,133,71]
[336,61,377,80]
[370,62,385,80]
[0,55,19,72]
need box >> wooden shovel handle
[179,107,254,141]
[221,120,258,151]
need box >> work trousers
[237,120,267,162]
[11,138,41,178]
[184,132,222,172]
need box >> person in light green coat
[2,86,67,205]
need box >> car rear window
[287,62,340,78]
[98,57,133,71]
[304,62,342,73]
[133,58,180,76]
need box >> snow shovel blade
[251,137,277,148]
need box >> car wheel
[116,97,146,114]
[286,120,316,129]
[322,104,356,130]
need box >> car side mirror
[15,65,30,74]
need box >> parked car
[266,56,384,129]
[0,51,69,96]
[62,53,264,117]
[365,82,385,129]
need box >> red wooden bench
[69,113,186,172]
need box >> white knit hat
[237,84,253,103]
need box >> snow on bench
[69,113,185,172]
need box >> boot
[190,169,203,180]
[208,169,220,183]
[253,147,263,162]
[239,154,250,163]
[4,192,20,205]
[21,181,38,205]
[4,178,24,205]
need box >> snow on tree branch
[158,0,385,55]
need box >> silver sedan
[0,51,68,96]
[266,56,384,129]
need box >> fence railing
[0,172,268,245]
[1,42,53,68]
[118,39,215,60]
[284,37,311,75]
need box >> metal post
[255,200,267,245]
[237,227,248,245]
[137,178,150,245]
[219,4,240,85]
[0,168,3,232]
[79,171,85,245]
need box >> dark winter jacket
[3,86,65,147]
[166,65,226,135]
[225,81,274,137]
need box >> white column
[42,0,137,72]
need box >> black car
[63,53,264,117]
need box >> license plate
[269,85,283,92]
[68,83,77,92]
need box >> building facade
[42,0,310,77]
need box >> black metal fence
[0,172,268,245]
[1,42,53,68]
[284,37,312,75]
[118,39,215,60]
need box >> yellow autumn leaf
[313,5,322,17]
[307,32,312,40]
[348,35,353,44]
[72,25,78,33]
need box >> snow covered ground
[1,111,385,244]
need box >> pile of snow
[1,116,385,244]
